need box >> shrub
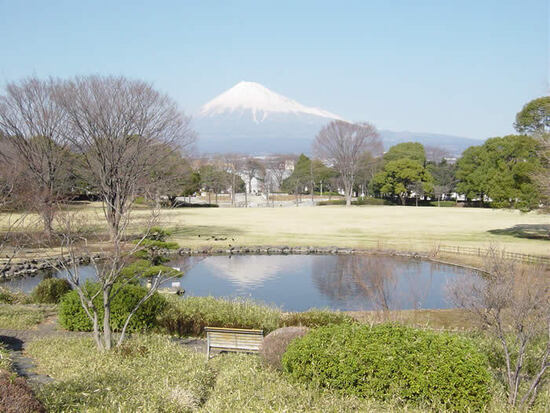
[260,326,309,370]
[157,296,281,337]
[31,278,72,304]
[282,323,493,411]
[281,309,354,328]
[0,370,45,413]
[58,282,166,332]
[0,287,30,304]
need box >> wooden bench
[205,327,264,359]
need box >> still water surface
[2,255,477,312]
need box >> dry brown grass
[2,203,550,257]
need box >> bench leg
[206,336,210,360]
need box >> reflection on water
[1,254,478,312]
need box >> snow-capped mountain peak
[198,81,342,123]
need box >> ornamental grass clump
[0,287,31,304]
[281,309,354,328]
[282,323,493,412]
[157,295,281,336]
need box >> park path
[0,316,206,387]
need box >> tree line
[1,77,549,236]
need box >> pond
[1,254,478,312]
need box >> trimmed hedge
[58,282,166,332]
[282,323,492,411]
[31,278,72,304]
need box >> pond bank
[0,245,487,282]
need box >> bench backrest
[205,327,264,352]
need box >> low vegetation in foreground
[0,279,548,411]
[0,303,53,330]
[27,335,394,413]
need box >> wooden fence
[437,245,550,265]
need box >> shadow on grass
[488,224,550,240]
[36,372,134,410]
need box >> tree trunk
[400,194,406,206]
[42,209,54,238]
[415,196,418,207]
[208,191,211,204]
[231,174,236,206]
[344,181,352,206]
[102,285,113,351]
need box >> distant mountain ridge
[194,81,483,155]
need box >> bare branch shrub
[448,248,550,407]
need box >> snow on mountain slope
[194,81,482,155]
[198,81,342,123]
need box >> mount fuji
[194,81,481,155]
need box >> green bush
[282,323,493,411]
[31,278,72,304]
[157,296,281,337]
[0,287,30,304]
[58,282,166,332]
[281,309,355,328]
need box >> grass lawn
[1,203,550,257]
[0,304,54,330]
[161,205,550,255]
[0,343,11,371]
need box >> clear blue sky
[0,0,548,139]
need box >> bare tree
[54,210,182,350]
[267,154,296,191]
[314,120,382,206]
[449,249,550,408]
[242,157,264,206]
[223,154,245,207]
[425,145,450,163]
[0,77,71,236]
[54,75,195,350]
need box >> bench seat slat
[206,326,264,359]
